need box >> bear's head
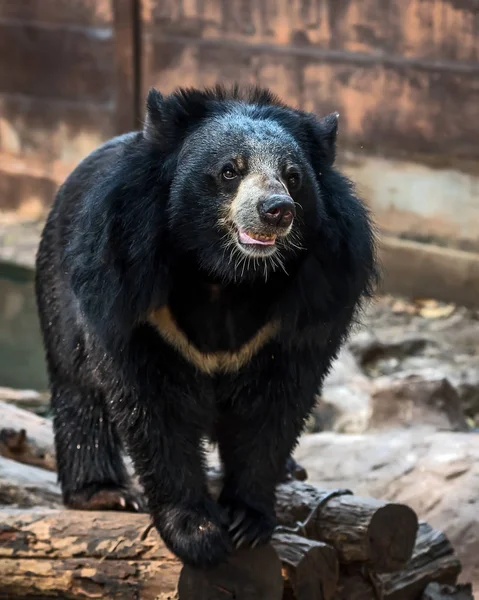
[143,86,340,283]
[66,85,375,342]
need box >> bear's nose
[258,195,296,228]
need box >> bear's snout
[258,194,295,228]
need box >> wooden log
[274,481,418,573]
[333,566,380,600]
[1,455,418,578]
[1,425,417,580]
[0,405,416,577]
[272,533,338,600]
[0,510,462,600]
[0,508,282,600]
[179,545,283,600]
[0,556,180,600]
[380,522,462,600]
[333,522,463,600]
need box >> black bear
[35,86,377,568]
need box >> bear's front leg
[215,350,318,549]
[105,337,232,568]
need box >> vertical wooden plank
[113,0,140,134]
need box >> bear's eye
[286,171,300,190]
[222,166,238,180]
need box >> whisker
[293,201,304,212]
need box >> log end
[178,544,283,600]
[369,503,419,572]
[279,536,339,600]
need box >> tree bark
[0,509,181,599]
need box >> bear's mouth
[238,229,277,246]
[235,227,278,257]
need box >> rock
[313,349,373,434]
[315,347,471,433]
[0,427,56,471]
[348,330,437,376]
[422,582,474,600]
[294,428,479,592]
[421,581,474,600]
[369,371,469,432]
[437,359,479,425]
[0,386,50,415]
[0,401,54,463]
[0,455,61,507]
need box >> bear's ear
[143,87,212,149]
[301,111,340,169]
[143,88,165,144]
[318,112,340,162]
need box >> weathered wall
[142,0,479,251]
[1,0,478,254]
[0,0,137,218]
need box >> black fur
[35,85,377,568]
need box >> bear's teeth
[238,229,277,246]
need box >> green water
[0,261,48,391]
